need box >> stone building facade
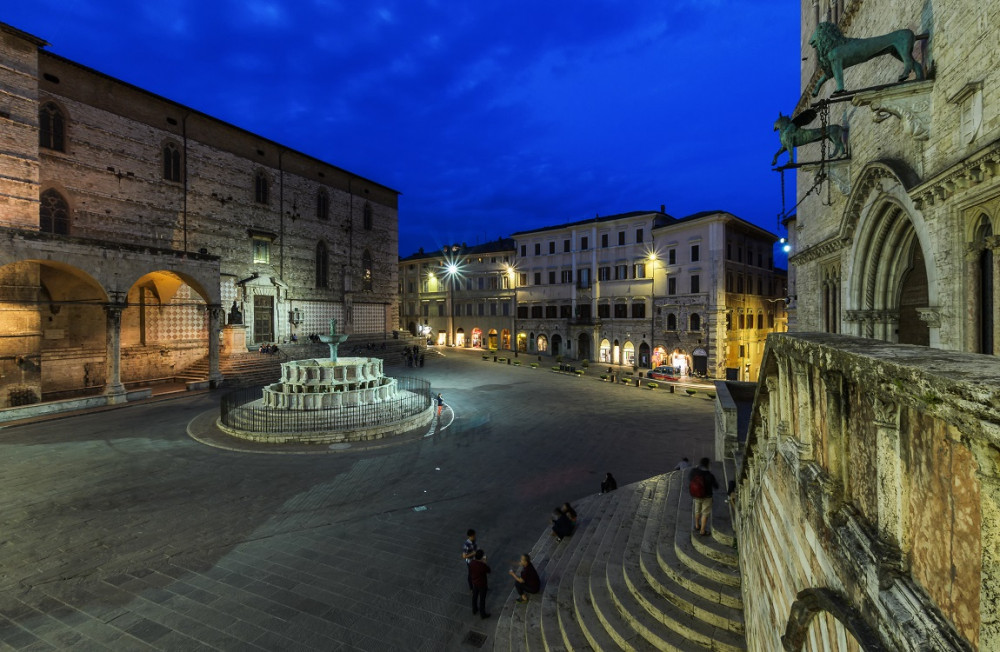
[0,23,399,408]
[398,240,516,349]
[736,0,1000,650]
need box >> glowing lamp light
[783,243,792,253]
[779,237,787,244]
[648,252,658,261]
[445,263,459,276]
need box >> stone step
[637,473,745,635]
[611,476,745,651]
[586,481,655,651]
[675,474,741,589]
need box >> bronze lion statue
[772,111,847,166]
[810,21,924,96]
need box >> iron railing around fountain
[219,376,433,434]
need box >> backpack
[689,470,708,498]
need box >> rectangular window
[668,249,676,265]
[737,275,744,293]
[668,277,676,295]
[618,231,625,246]
[560,305,572,318]
[548,271,556,284]
[758,252,763,267]
[577,268,591,288]
[549,241,555,254]
[252,237,270,264]
[578,304,592,318]
[520,244,526,257]
[737,247,743,263]
[581,236,589,250]
[633,263,646,279]
[601,234,609,248]
[534,272,542,285]
[489,276,499,290]
[478,303,485,316]
[478,277,485,290]
[407,281,414,293]
[727,242,732,260]
[502,302,510,316]
[519,273,528,286]
[691,245,700,262]
[422,304,429,317]
[534,243,541,255]
[631,303,646,318]
[598,266,612,281]
[615,264,628,280]
[561,270,573,284]
[564,239,571,252]
[517,306,528,318]
[691,274,700,294]
[502,276,510,289]
[545,306,557,318]
[614,303,628,318]
[727,273,733,292]
[598,304,611,318]
[531,306,543,318]
[636,229,644,244]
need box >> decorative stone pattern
[737,333,999,651]
[261,357,397,410]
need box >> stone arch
[782,588,886,651]
[845,163,936,344]
[550,333,562,355]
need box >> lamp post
[507,264,517,353]
[444,262,459,347]
[648,252,658,368]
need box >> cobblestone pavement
[0,348,716,650]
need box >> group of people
[257,342,280,355]
[550,502,577,542]
[402,345,424,367]
[462,529,542,620]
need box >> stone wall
[736,333,998,651]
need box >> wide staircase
[494,462,744,651]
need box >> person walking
[689,457,720,536]
[461,529,478,591]
[436,393,445,416]
[508,554,541,603]
[673,457,692,471]
[469,550,491,618]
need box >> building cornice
[788,235,851,265]
[910,137,1000,210]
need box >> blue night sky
[6,1,801,258]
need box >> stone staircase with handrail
[494,461,744,651]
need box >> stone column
[208,304,224,388]
[971,439,1000,650]
[103,304,127,403]
[989,236,1000,354]
[870,395,905,553]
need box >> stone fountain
[220,319,433,444]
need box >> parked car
[647,365,681,381]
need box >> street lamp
[441,255,465,347]
[648,252,658,368]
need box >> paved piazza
[0,348,716,650]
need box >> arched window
[975,215,994,354]
[666,313,677,330]
[757,312,764,329]
[39,189,70,234]
[362,250,373,291]
[316,241,329,288]
[363,202,373,230]
[316,189,329,221]
[39,102,65,151]
[690,313,701,331]
[162,141,181,182]
[254,170,269,205]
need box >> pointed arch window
[316,241,329,288]
[162,141,182,182]
[363,202,373,230]
[39,102,65,151]
[40,189,70,234]
[362,250,373,291]
[666,313,677,331]
[975,215,994,354]
[690,313,701,331]
[254,171,269,205]
[316,189,329,221]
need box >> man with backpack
[688,457,719,536]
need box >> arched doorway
[488,328,498,349]
[455,328,466,347]
[517,332,527,352]
[408,321,417,336]
[973,215,994,354]
[500,329,510,350]
[897,245,929,345]
[551,334,562,356]
[613,339,621,364]
[671,348,690,375]
[537,334,548,353]
[471,327,482,347]
[692,347,708,376]
[652,346,668,367]
[599,338,611,363]
[623,341,635,366]
[578,333,591,361]
[638,342,650,368]
[528,332,535,352]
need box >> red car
[647,365,681,381]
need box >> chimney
[660,204,665,213]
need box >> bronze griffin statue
[772,110,847,166]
